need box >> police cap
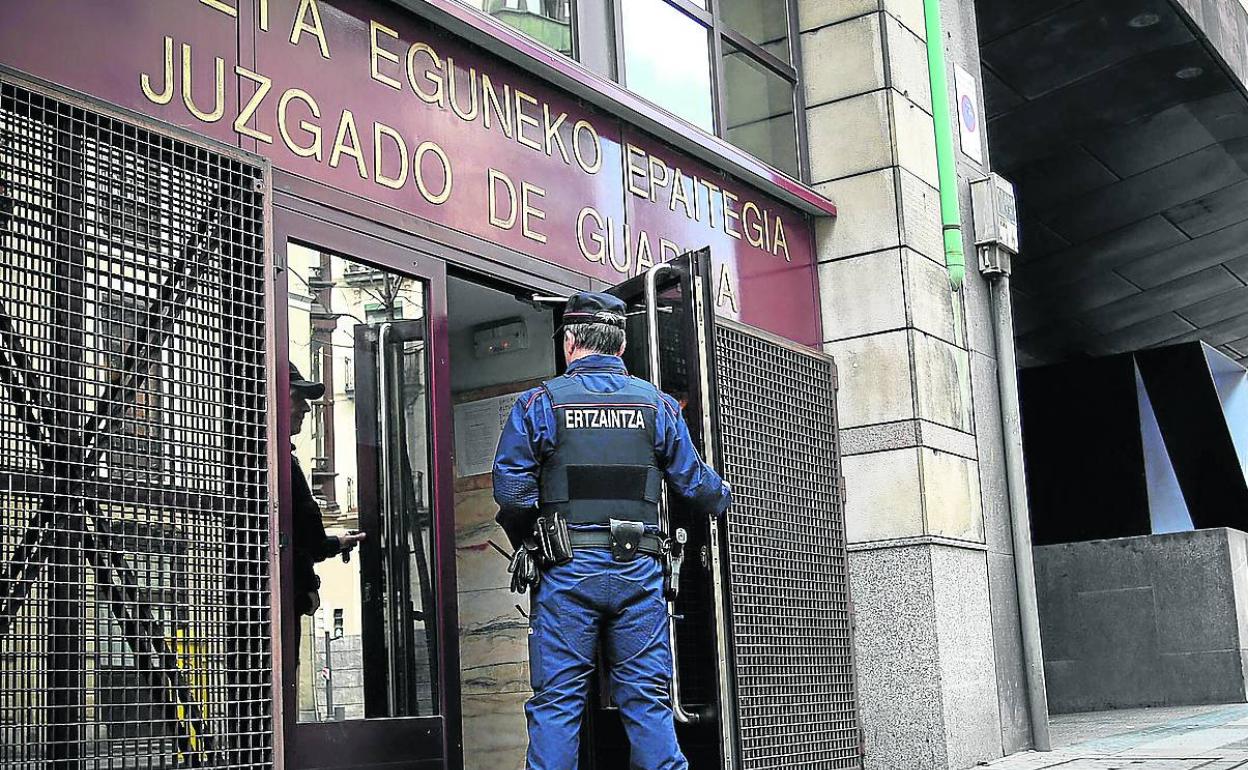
[554,291,627,339]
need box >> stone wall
[456,469,530,770]
[1035,528,1248,713]
[797,0,1035,765]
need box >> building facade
[0,0,1103,769]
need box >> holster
[608,519,646,562]
[533,513,573,568]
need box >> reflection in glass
[460,0,574,57]
[287,244,438,722]
[721,42,799,176]
[719,0,790,62]
[365,319,438,717]
[621,0,714,131]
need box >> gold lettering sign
[138,2,802,310]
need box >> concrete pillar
[797,0,1033,765]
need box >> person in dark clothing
[289,362,365,618]
[493,292,731,770]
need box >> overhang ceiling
[979,0,1248,367]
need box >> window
[364,300,406,324]
[459,0,806,177]
[721,40,799,177]
[719,0,790,62]
[620,0,714,131]
[615,0,803,175]
[466,0,575,56]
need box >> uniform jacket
[492,354,731,544]
[291,455,340,615]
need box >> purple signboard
[619,125,819,333]
[0,0,821,345]
[0,1,241,146]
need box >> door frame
[271,203,461,770]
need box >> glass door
[354,319,439,719]
[274,207,459,770]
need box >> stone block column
[797,0,1035,766]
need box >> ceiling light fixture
[1128,12,1161,28]
[1176,66,1204,79]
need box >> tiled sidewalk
[985,703,1248,769]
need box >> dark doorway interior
[445,274,557,769]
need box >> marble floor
[987,703,1248,769]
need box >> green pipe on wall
[923,0,966,291]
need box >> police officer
[492,292,731,770]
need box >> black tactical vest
[538,372,663,527]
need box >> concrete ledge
[849,534,989,552]
[1035,528,1248,713]
[841,418,978,459]
[841,419,920,455]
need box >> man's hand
[336,531,366,554]
[303,589,321,616]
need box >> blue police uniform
[493,352,731,770]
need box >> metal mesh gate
[715,322,860,769]
[0,77,271,769]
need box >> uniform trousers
[526,547,687,770]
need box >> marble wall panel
[462,690,529,770]
[456,485,513,593]
[456,480,531,768]
[459,587,529,674]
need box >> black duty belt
[568,529,666,558]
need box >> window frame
[424,0,834,210]
[608,0,809,181]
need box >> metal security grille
[0,78,271,769]
[715,321,860,769]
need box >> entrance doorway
[274,212,859,770]
[441,254,739,770]
[276,209,459,770]
[280,248,563,769]
[443,275,558,769]
[327,256,747,770]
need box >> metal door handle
[378,323,394,530]
[377,322,401,716]
[643,263,704,725]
